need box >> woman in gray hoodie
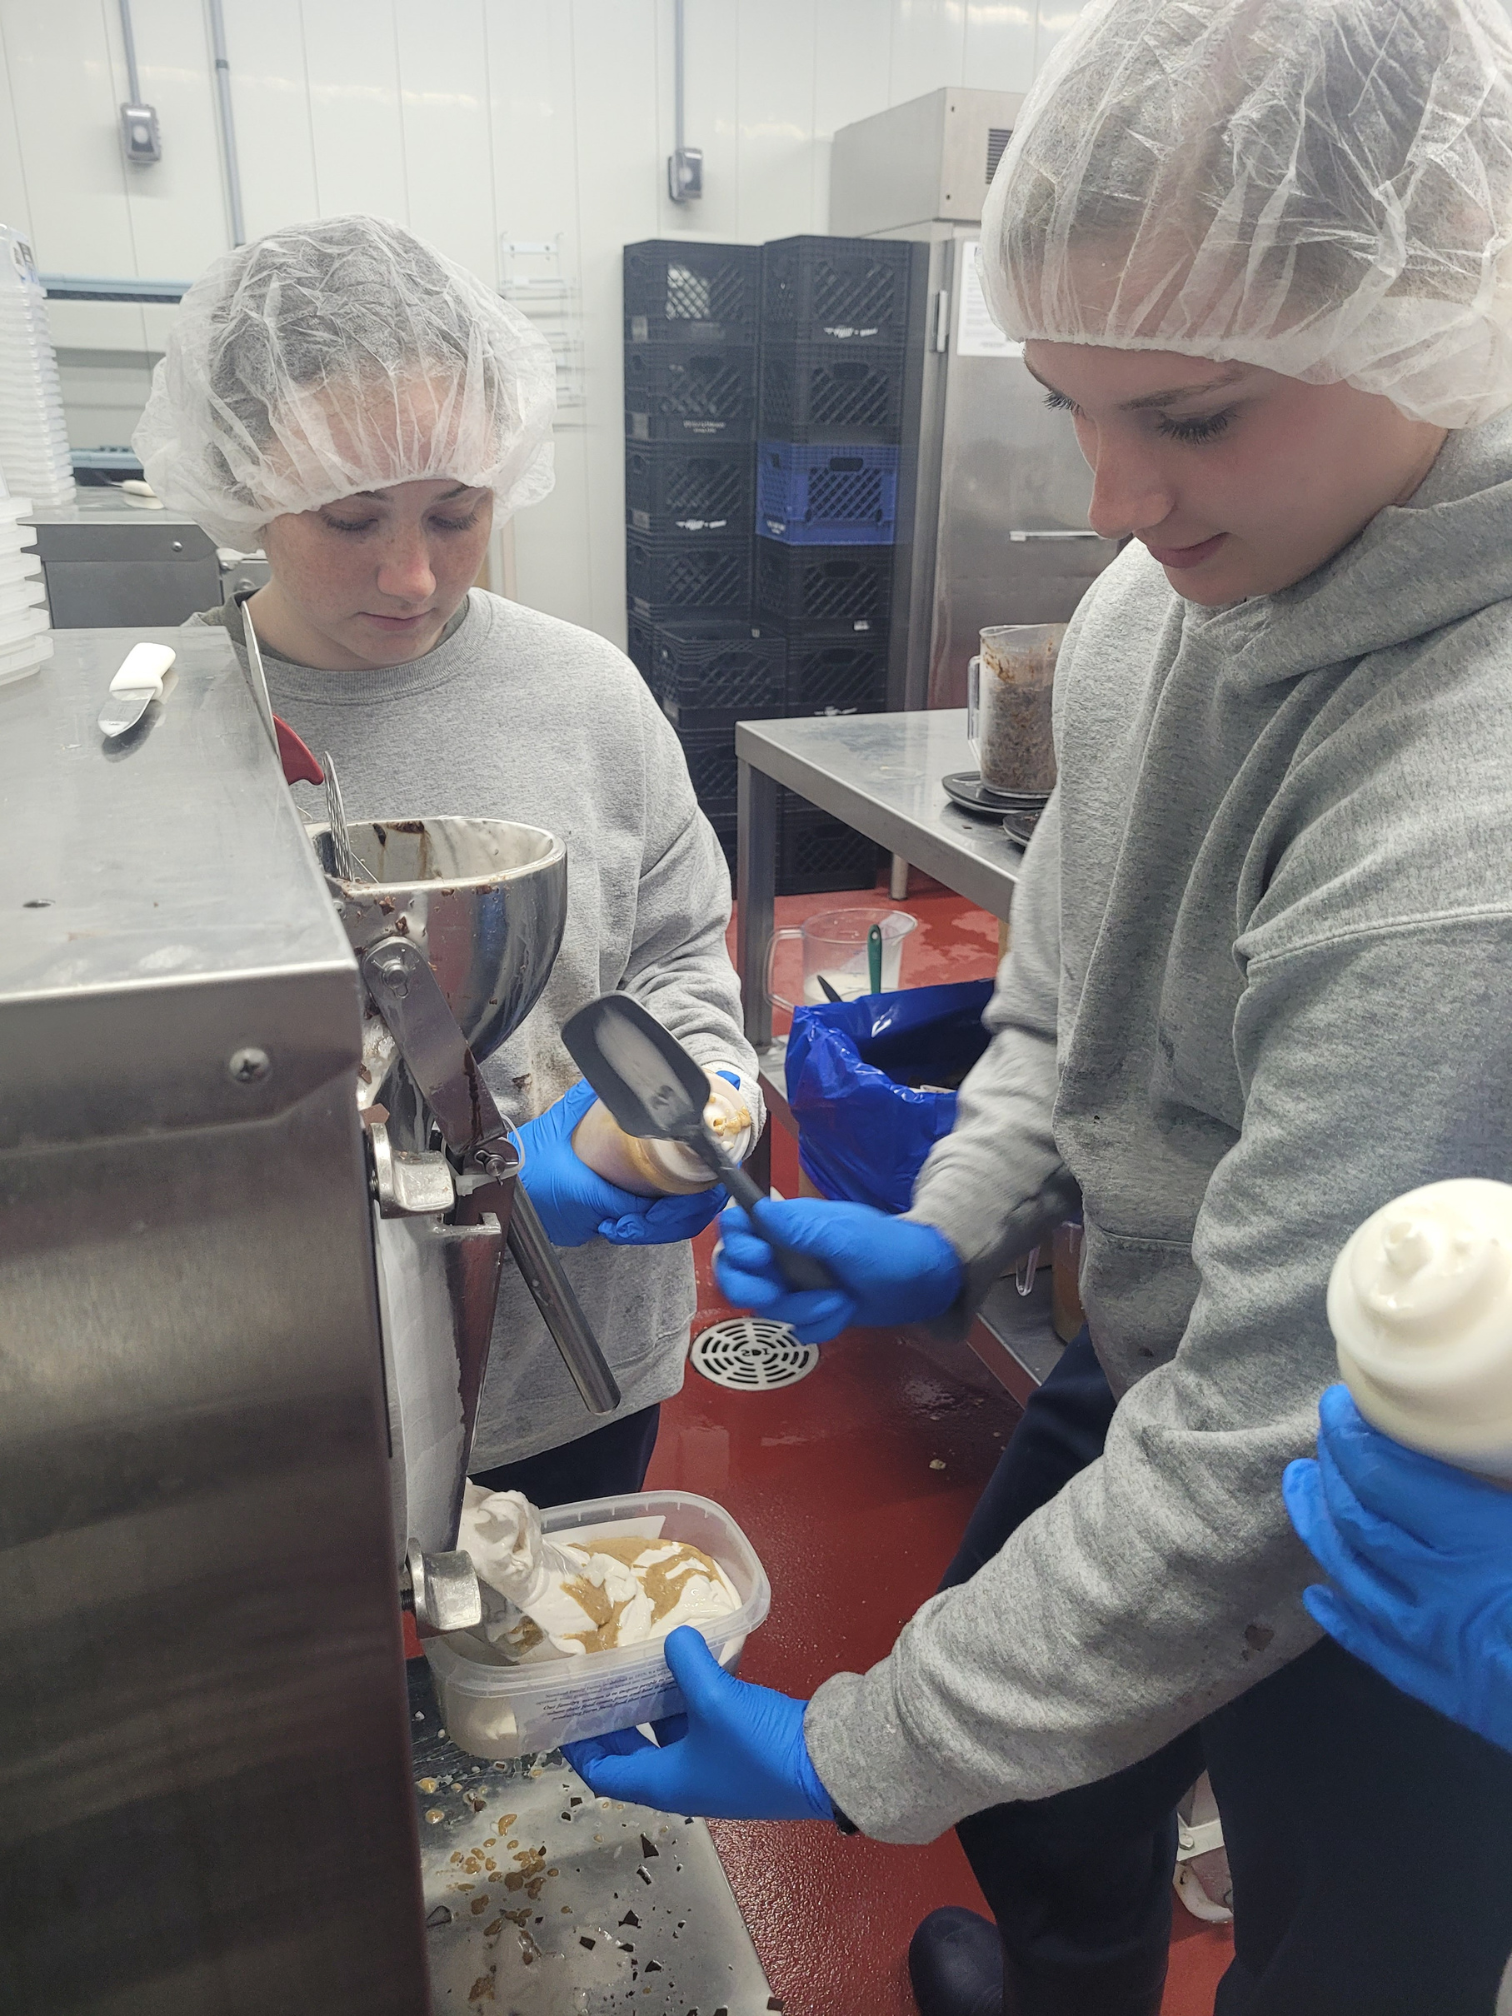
[134,217,762,1510]
[567,0,1512,2011]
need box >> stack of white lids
[0,487,52,688]
[0,224,75,512]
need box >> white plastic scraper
[98,641,176,739]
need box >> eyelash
[1041,389,1235,445]
[322,508,482,537]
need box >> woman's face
[1022,343,1449,606]
[257,477,493,670]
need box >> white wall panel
[736,0,817,242]
[888,0,966,101]
[0,21,33,241]
[300,0,408,224]
[483,0,589,628]
[667,0,739,241]
[964,0,1035,93]
[395,0,494,280]
[1033,0,1088,72]
[511,423,595,629]
[223,0,320,242]
[570,0,662,646]
[812,0,892,226]
[1,0,134,275]
[122,0,232,278]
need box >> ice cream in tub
[424,1489,771,1759]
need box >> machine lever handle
[504,1189,623,1416]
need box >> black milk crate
[624,343,757,442]
[758,338,906,444]
[626,531,752,620]
[756,439,898,545]
[624,240,762,344]
[780,794,881,894]
[762,236,914,345]
[650,619,787,732]
[755,540,893,627]
[626,609,655,681]
[708,796,879,896]
[780,624,889,715]
[678,727,741,819]
[625,439,754,536]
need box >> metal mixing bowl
[309,815,568,1067]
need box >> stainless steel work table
[734,709,1063,1401]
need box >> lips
[1143,532,1227,569]
[361,610,433,631]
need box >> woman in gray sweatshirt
[133,216,762,1506]
[567,1,1512,2011]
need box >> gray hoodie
[805,415,1512,1842]
[190,589,759,1468]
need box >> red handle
[274,715,323,786]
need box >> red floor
[637,875,1237,2016]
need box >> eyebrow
[1025,359,1250,410]
[349,483,475,501]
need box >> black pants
[944,1334,1512,2016]
[470,1402,661,1508]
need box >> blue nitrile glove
[1283,1384,1512,1753]
[515,1077,656,1247]
[562,1625,835,1821]
[714,1196,963,1344]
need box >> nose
[1082,425,1178,541]
[374,522,437,607]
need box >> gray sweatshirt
[189,589,759,1467]
[805,415,1512,1842]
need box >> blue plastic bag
[786,979,995,1215]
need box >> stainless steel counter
[734,708,1063,1398]
[735,709,1022,1050]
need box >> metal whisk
[322,751,376,883]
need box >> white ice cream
[457,1486,742,1663]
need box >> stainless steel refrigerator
[831,88,1119,710]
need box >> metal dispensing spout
[306,813,622,1634]
[359,934,622,1420]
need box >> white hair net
[980,0,1512,426]
[133,215,557,546]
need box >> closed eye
[1155,408,1235,445]
[430,509,484,533]
[1043,388,1078,415]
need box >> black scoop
[562,993,835,1295]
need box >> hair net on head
[980,0,1512,426]
[133,215,557,546]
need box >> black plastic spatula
[562,993,836,1294]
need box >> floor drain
[689,1317,819,1391]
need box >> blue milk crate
[756,440,898,545]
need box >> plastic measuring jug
[765,905,917,1010]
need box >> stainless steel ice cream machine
[0,625,618,2013]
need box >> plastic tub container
[425,1489,771,1760]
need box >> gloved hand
[714,1196,963,1344]
[599,1185,727,1246]
[1283,1384,1512,1754]
[562,1625,835,1821]
[517,1076,732,1248]
[514,1078,659,1247]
